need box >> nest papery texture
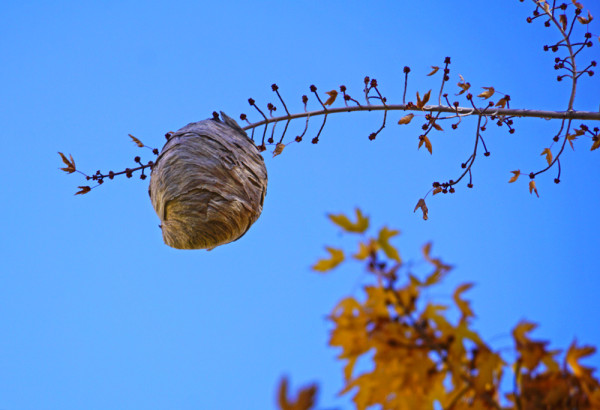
[149,112,267,250]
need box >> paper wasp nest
[149,112,267,250]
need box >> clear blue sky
[1,1,599,409]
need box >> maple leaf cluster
[296,209,600,410]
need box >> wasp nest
[149,112,267,250]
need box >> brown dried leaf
[566,133,577,150]
[432,187,443,195]
[541,148,553,165]
[58,152,76,173]
[572,0,584,10]
[456,75,471,95]
[432,121,443,131]
[529,180,539,197]
[129,134,144,148]
[273,143,285,157]
[427,66,440,76]
[559,14,568,31]
[591,137,600,151]
[577,11,593,24]
[75,186,91,195]
[508,170,521,183]
[398,113,415,125]
[324,90,338,106]
[418,135,433,154]
[495,96,509,108]
[478,87,495,99]
[277,377,317,410]
[414,198,429,220]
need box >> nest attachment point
[149,112,267,250]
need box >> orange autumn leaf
[541,148,553,165]
[277,377,317,410]
[565,341,597,379]
[312,247,345,272]
[529,180,539,197]
[427,66,440,76]
[478,86,495,99]
[324,90,338,106]
[398,113,415,125]
[328,208,369,233]
[129,134,144,148]
[509,170,521,183]
[414,198,429,220]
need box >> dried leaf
[495,96,509,108]
[541,148,553,165]
[273,143,285,157]
[577,11,593,24]
[427,66,440,76]
[529,180,539,197]
[328,209,369,233]
[572,0,584,10]
[508,170,521,183]
[416,90,431,109]
[422,90,431,106]
[277,377,317,410]
[324,90,338,106]
[432,187,443,195]
[75,186,91,195]
[377,226,401,262]
[566,133,577,150]
[591,137,600,151]
[418,135,433,154]
[58,152,76,173]
[312,247,345,272]
[414,198,429,220]
[398,113,415,125]
[431,121,443,131]
[129,134,144,148]
[559,14,568,31]
[456,75,471,95]
[478,86,495,99]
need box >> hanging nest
[149,112,267,250]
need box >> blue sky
[1,1,599,409]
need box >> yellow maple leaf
[529,180,539,197]
[377,227,401,262]
[328,208,369,233]
[427,66,440,76]
[453,283,475,320]
[540,148,553,165]
[565,340,597,380]
[478,87,495,99]
[512,321,538,346]
[324,90,338,106]
[353,239,378,260]
[398,113,415,125]
[508,170,521,183]
[312,247,345,272]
